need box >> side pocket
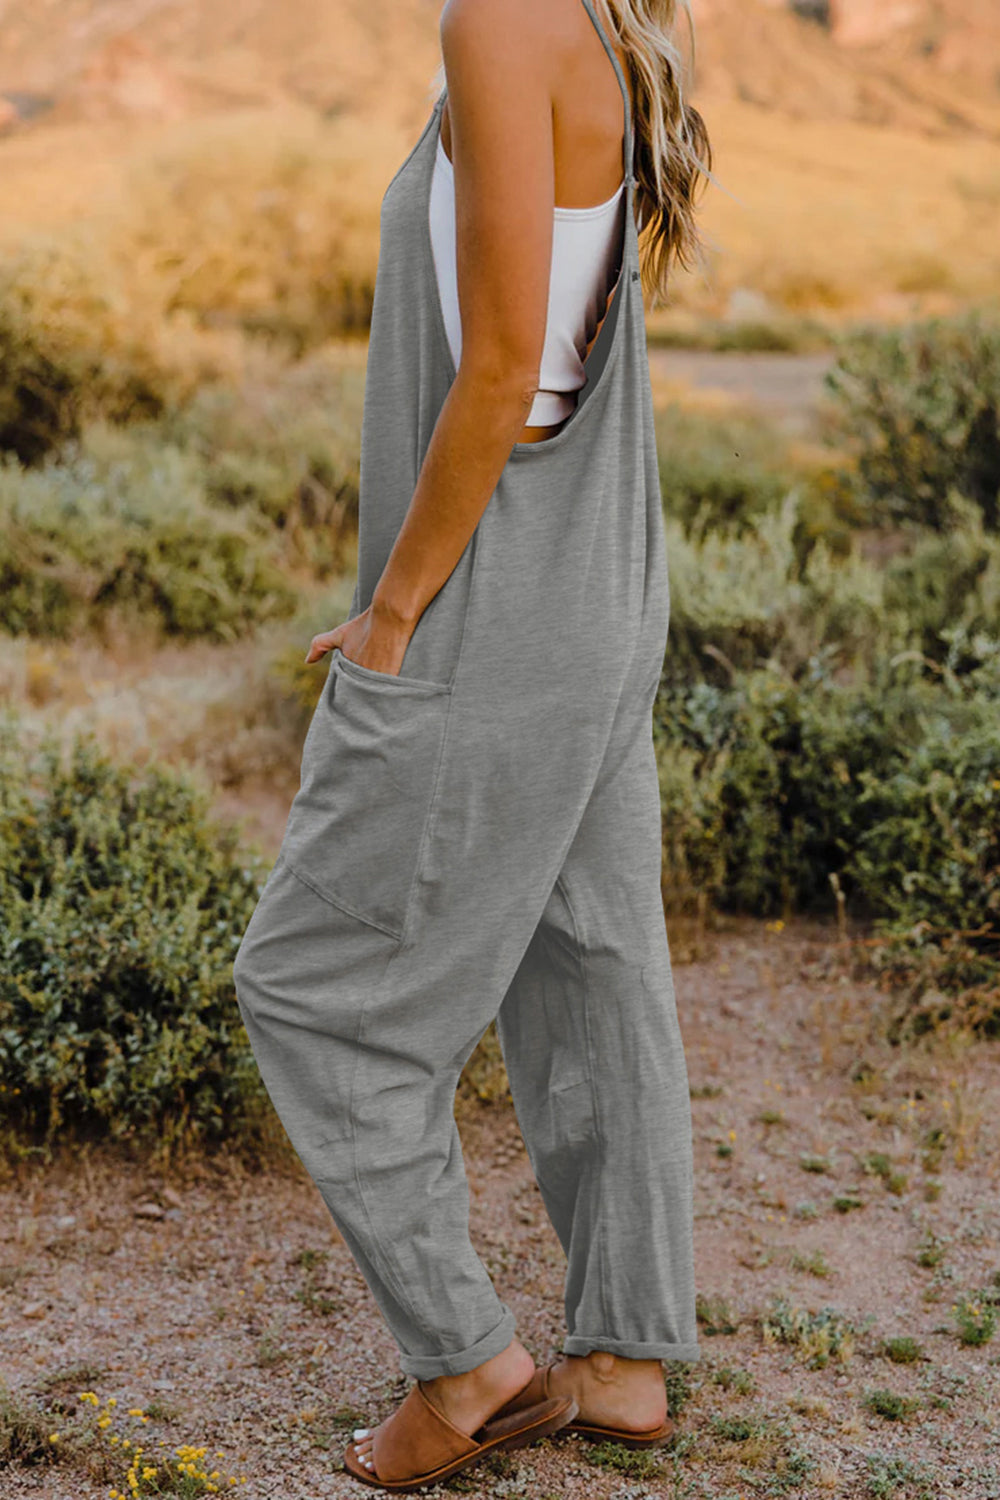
[280,651,452,938]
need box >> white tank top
[429,130,626,425]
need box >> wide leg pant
[232,649,700,1379]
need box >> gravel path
[647,349,836,435]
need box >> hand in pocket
[305,604,413,678]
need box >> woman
[233,0,711,1489]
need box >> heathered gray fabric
[233,0,701,1381]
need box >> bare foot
[351,1337,536,1476]
[546,1351,668,1433]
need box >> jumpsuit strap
[578,0,638,189]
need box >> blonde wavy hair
[430,0,712,309]
[593,0,712,307]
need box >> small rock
[133,1202,164,1220]
[161,1186,184,1210]
[22,1301,47,1319]
[55,1215,77,1231]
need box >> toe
[353,1427,369,1440]
[347,1433,377,1478]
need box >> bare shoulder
[440,0,563,72]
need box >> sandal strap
[478,1393,570,1444]
[489,1360,555,1421]
[371,1381,479,1484]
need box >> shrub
[880,500,1000,661]
[0,719,269,1154]
[0,425,297,640]
[655,402,797,540]
[760,1295,860,1368]
[662,493,893,687]
[111,109,386,351]
[655,641,1000,960]
[0,239,165,465]
[824,312,1000,532]
[0,235,241,466]
[848,700,1000,946]
[864,1388,921,1422]
[656,663,886,916]
[161,342,365,575]
[662,483,1000,686]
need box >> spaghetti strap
[578,0,637,188]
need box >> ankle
[425,1338,533,1395]
[587,1351,619,1384]
[576,1351,664,1384]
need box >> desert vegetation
[1,304,997,1175]
[2,5,999,1489]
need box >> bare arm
[307,0,557,674]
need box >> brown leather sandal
[491,1359,675,1450]
[343,1377,579,1492]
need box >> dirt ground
[2,915,998,1500]
[647,349,835,437]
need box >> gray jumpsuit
[233,0,701,1381]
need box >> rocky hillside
[0,0,997,138]
[693,0,1000,136]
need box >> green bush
[0,236,231,466]
[824,312,1000,532]
[161,343,364,575]
[881,500,1000,662]
[654,637,1000,1024]
[662,493,892,686]
[0,425,297,640]
[662,486,1000,687]
[656,402,797,540]
[656,663,896,917]
[0,241,162,464]
[0,719,270,1153]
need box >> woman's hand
[305,604,412,677]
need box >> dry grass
[0,91,997,345]
[0,106,404,356]
[664,98,1000,318]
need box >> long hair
[594,0,712,308]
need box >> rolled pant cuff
[398,1306,519,1379]
[562,1334,702,1364]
